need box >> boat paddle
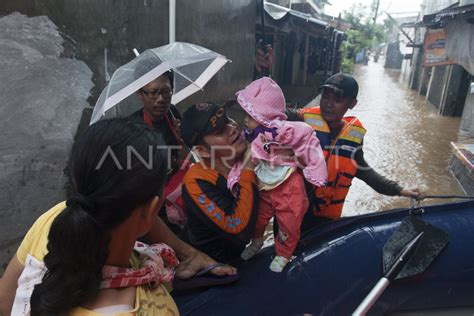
[352,216,449,316]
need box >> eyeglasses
[140,88,173,99]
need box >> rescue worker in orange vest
[286,73,424,229]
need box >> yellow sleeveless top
[17,202,179,316]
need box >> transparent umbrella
[90,42,230,124]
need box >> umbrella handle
[352,278,390,316]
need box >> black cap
[180,102,229,147]
[320,73,359,99]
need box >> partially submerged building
[403,0,474,194]
[259,2,344,105]
[384,14,418,71]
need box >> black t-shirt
[128,106,185,236]
[128,106,181,143]
[128,106,182,174]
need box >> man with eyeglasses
[130,71,181,153]
[128,71,186,235]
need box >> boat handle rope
[423,195,474,199]
[409,195,474,209]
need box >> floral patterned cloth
[101,242,178,289]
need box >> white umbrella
[90,42,230,124]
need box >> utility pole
[169,0,176,43]
[373,0,380,24]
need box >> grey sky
[324,0,423,22]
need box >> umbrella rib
[96,44,230,118]
[171,57,229,104]
[102,63,170,111]
[173,68,205,90]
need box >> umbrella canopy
[90,42,230,124]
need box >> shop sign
[423,29,455,66]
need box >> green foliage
[341,55,355,73]
[339,1,386,72]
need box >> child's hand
[243,146,255,171]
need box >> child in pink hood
[231,77,327,272]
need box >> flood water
[332,60,465,216]
[228,58,466,246]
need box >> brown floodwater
[331,60,465,216]
[234,59,465,246]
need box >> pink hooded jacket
[227,77,327,193]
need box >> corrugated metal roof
[422,3,474,27]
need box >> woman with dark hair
[2,118,179,315]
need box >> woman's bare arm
[0,256,24,316]
[145,216,236,279]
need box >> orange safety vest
[299,107,366,219]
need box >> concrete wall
[408,27,426,91]
[409,47,424,91]
[0,0,256,271]
[1,1,168,102]
[460,80,474,139]
[385,42,403,69]
[0,0,256,109]
[0,13,94,271]
[174,0,256,108]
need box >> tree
[340,3,386,73]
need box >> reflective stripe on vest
[300,107,366,219]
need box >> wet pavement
[319,59,465,216]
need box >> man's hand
[175,248,237,279]
[399,188,426,200]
